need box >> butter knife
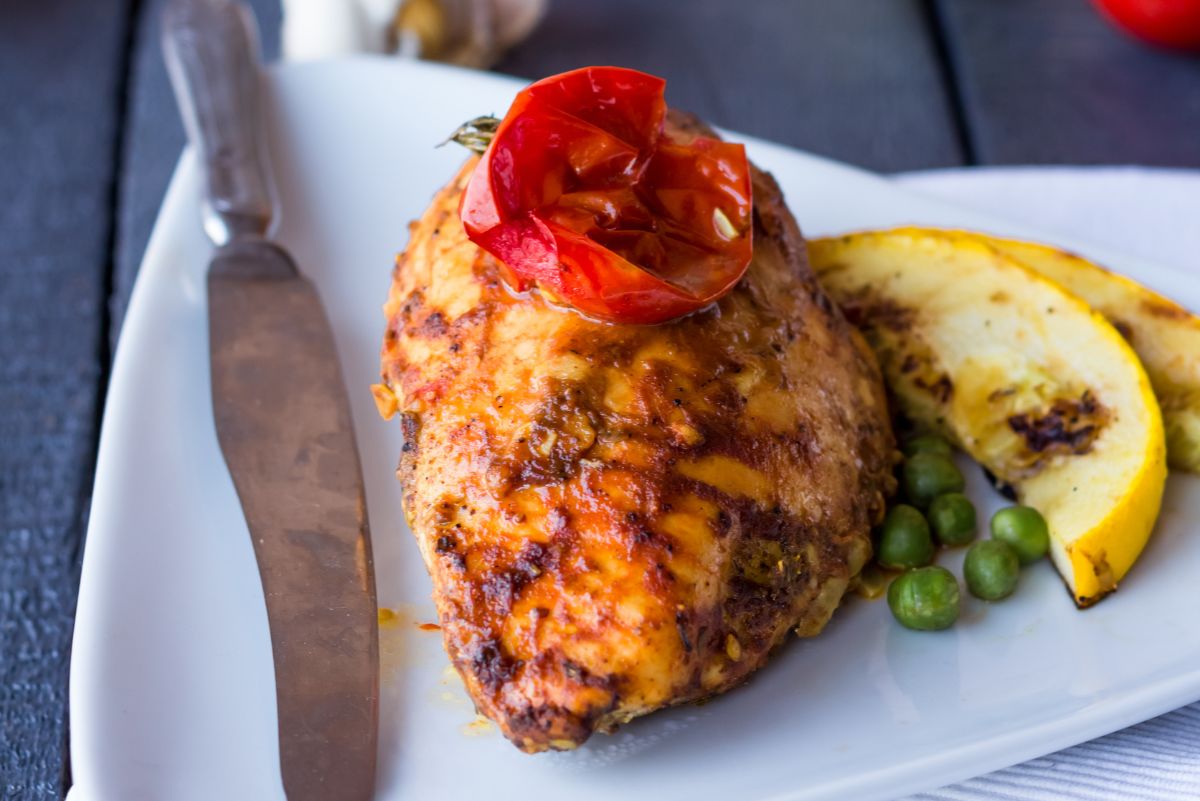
[162,2,379,799]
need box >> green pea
[876,504,935,569]
[901,433,953,458]
[927,492,977,546]
[964,540,1020,601]
[903,452,965,508]
[990,505,1050,565]
[887,566,960,631]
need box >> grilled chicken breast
[376,113,895,752]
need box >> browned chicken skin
[376,113,895,752]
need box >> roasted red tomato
[460,66,753,325]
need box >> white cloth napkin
[893,166,1200,801]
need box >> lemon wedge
[810,228,1166,607]
[970,234,1200,473]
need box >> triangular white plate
[69,57,1200,801]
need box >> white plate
[69,57,1200,801]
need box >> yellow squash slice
[971,234,1200,473]
[810,228,1166,607]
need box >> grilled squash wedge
[972,234,1200,473]
[810,228,1166,607]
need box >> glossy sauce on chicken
[376,114,895,752]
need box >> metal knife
[162,3,379,799]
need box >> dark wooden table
[2,1,1198,797]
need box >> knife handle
[163,0,276,245]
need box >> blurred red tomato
[1092,0,1200,50]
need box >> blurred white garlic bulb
[392,0,546,67]
[282,0,378,61]
[281,0,546,67]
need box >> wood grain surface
[933,0,1200,166]
[0,1,132,799]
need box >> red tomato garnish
[460,67,753,325]
[1092,0,1200,50]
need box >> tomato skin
[460,67,754,325]
[1092,0,1200,50]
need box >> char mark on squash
[1008,390,1106,455]
[840,295,915,334]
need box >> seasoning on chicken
[375,109,895,753]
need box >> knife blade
[162,3,379,800]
